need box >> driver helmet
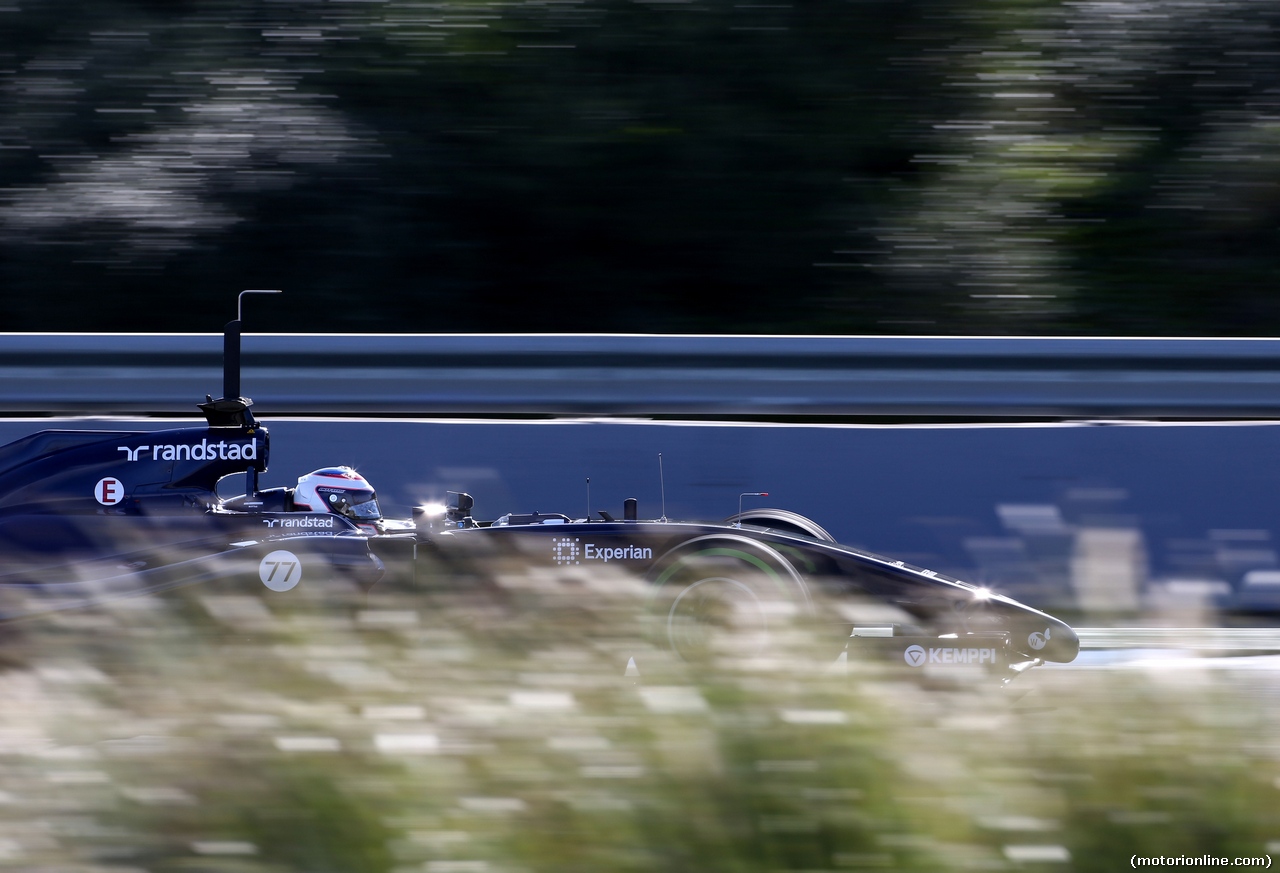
[293,467,382,524]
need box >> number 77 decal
[259,549,302,592]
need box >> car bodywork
[0,417,385,619]
[408,492,1080,678]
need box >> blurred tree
[2,0,1280,334]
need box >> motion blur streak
[4,0,1280,333]
[0,559,1275,871]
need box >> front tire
[647,535,810,661]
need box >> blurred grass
[0,559,1276,872]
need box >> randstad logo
[118,438,258,463]
[263,516,334,529]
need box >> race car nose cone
[1027,620,1079,663]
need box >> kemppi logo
[904,645,999,667]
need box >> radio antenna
[202,289,280,500]
[586,477,591,521]
[737,492,769,527]
[658,453,668,522]
[201,288,282,429]
[224,289,282,400]
[238,288,281,322]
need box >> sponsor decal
[262,516,335,530]
[552,538,654,566]
[553,537,581,566]
[118,438,258,463]
[259,549,301,592]
[904,645,1000,667]
[95,477,124,506]
[584,543,653,563]
[1028,627,1051,650]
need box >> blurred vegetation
[0,558,1276,871]
[3,0,1280,334]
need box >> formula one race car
[0,308,1079,682]
[405,491,1079,680]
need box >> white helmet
[293,467,382,522]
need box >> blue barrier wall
[4,416,1277,613]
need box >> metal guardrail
[3,333,1280,418]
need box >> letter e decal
[95,477,124,506]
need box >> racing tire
[646,535,811,662]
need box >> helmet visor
[323,488,381,520]
[348,495,382,519]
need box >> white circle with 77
[259,549,302,592]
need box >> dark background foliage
[3,0,1279,333]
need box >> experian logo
[118,438,258,462]
[552,538,653,565]
[584,543,653,563]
